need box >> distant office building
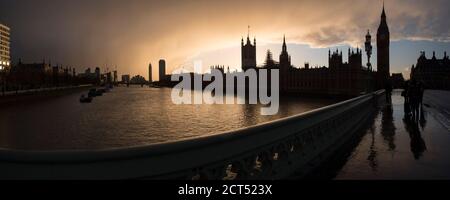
[121,74,130,84]
[148,63,153,83]
[51,64,72,86]
[159,59,166,82]
[411,51,450,90]
[9,61,52,87]
[95,67,101,81]
[77,67,101,85]
[0,23,11,72]
[8,60,75,88]
[130,75,147,85]
[103,72,112,85]
[113,70,118,83]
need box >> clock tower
[377,2,390,87]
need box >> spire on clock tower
[377,1,390,88]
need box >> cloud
[0,0,449,79]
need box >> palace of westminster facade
[240,4,391,96]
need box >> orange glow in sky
[1,0,449,80]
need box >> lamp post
[0,63,6,96]
[365,30,373,71]
[365,30,373,92]
[0,66,3,96]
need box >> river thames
[0,86,338,150]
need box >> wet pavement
[334,90,450,179]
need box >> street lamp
[365,30,373,71]
[0,64,4,96]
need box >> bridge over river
[0,89,449,179]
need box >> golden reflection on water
[0,86,337,150]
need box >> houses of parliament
[240,4,391,96]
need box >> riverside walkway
[0,85,94,105]
[334,90,450,179]
[1,85,93,97]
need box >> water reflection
[419,105,427,130]
[338,90,450,180]
[367,121,378,172]
[242,103,258,127]
[381,103,396,151]
[0,87,337,150]
[403,107,427,160]
[403,90,428,160]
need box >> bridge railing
[0,90,385,180]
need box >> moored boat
[79,94,93,103]
[88,89,97,98]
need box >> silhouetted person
[385,81,393,104]
[419,106,427,129]
[418,81,425,111]
[402,80,411,116]
[409,80,421,122]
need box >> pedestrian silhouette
[385,80,393,104]
[409,80,421,122]
[402,80,410,116]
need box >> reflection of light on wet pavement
[335,90,450,179]
[424,90,450,131]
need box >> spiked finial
[282,34,287,52]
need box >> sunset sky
[1,0,449,80]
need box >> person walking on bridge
[418,81,425,108]
[385,80,393,104]
[402,80,410,116]
[409,80,421,122]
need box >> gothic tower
[241,32,257,71]
[279,35,291,67]
[377,2,390,86]
[279,35,291,92]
